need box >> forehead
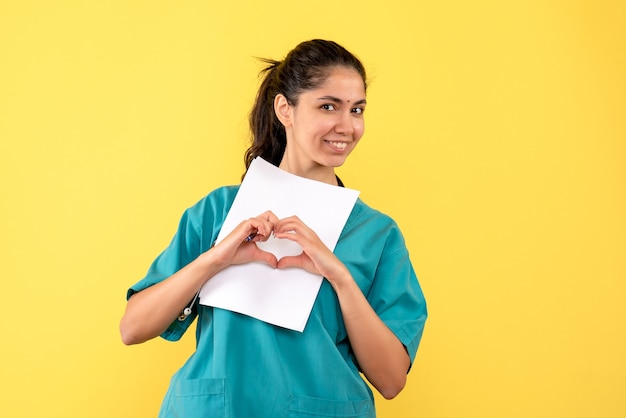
[304,67,366,101]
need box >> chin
[322,158,348,168]
[323,153,352,168]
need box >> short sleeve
[366,224,427,367]
[125,186,239,341]
[126,208,203,341]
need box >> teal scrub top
[128,185,427,418]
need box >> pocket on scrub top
[287,394,371,418]
[165,378,226,418]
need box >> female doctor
[120,39,427,418]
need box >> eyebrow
[317,95,367,106]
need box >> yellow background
[1,1,624,417]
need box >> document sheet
[199,157,359,331]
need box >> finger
[256,211,279,235]
[258,210,280,224]
[277,254,307,270]
[253,247,278,268]
[247,218,271,241]
[238,224,259,244]
[274,215,301,230]
[254,211,280,239]
[273,229,300,243]
[225,220,258,246]
[274,221,302,237]
[274,222,317,245]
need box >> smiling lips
[326,140,348,150]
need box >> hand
[210,211,279,270]
[274,216,349,284]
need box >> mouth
[324,140,349,151]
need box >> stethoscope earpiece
[178,291,200,321]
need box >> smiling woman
[119,39,427,418]
[274,66,366,178]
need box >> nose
[335,111,355,136]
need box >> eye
[351,107,365,115]
[321,104,336,111]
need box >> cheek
[354,120,365,140]
[314,120,337,137]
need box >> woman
[120,39,427,418]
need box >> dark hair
[243,39,367,176]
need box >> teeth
[328,141,347,149]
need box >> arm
[120,211,279,345]
[274,216,410,399]
[329,270,410,399]
[120,250,222,345]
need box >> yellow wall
[1,1,624,417]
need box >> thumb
[277,254,307,270]
[253,247,278,268]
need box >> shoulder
[342,198,407,252]
[347,198,398,231]
[185,185,240,222]
[196,185,241,206]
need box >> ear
[274,94,293,128]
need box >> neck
[278,158,338,186]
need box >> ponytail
[244,59,286,175]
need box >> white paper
[199,157,360,331]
